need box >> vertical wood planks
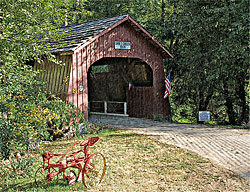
[77,50,83,113]
[99,35,104,60]
[67,54,74,104]
[118,26,122,58]
[34,55,72,100]
[103,32,108,58]
[72,53,78,107]
[63,56,71,99]
[111,29,115,57]
[58,55,65,98]
[127,87,154,118]
[60,19,169,120]
[75,51,81,111]
[86,44,91,72]
[54,55,61,96]
[82,47,88,120]
[106,29,112,57]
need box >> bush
[41,98,87,140]
[0,63,86,160]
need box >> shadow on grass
[1,181,38,192]
[42,141,76,148]
[1,179,78,192]
[107,133,140,138]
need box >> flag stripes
[164,72,171,99]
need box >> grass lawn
[1,128,249,192]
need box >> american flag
[128,82,132,91]
[164,72,171,99]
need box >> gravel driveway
[89,115,250,180]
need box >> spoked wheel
[34,167,58,187]
[65,169,77,185]
[83,152,106,188]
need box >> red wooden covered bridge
[35,15,173,121]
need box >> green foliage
[171,104,196,124]
[88,122,110,134]
[168,0,249,124]
[82,0,174,43]
[0,0,88,160]
[0,64,49,159]
[0,62,86,159]
[0,156,37,183]
[42,98,87,139]
[0,0,60,65]
[92,65,109,73]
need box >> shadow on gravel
[107,133,140,138]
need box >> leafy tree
[83,0,174,43]
[0,0,86,159]
[168,0,249,124]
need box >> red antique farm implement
[34,137,106,188]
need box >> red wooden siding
[66,20,169,120]
[127,87,154,118]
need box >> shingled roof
[49,15,126,53]
[49,15,172,58]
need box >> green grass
[1,128,249,192]
[204,122,250,129]
[172,119,250,130]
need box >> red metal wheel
[83,152,106,188]
[34,167,58,187]
[65,169,77,185]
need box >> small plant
[0,153,37,182]
[88,122,109,134]
[42,98,86,140]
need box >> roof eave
[73,15,130,53]
[73,15,173,58]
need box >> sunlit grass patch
[1,128,249,192]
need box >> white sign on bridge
[199,111,210,121]
[115,41,131,50]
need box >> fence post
[104,101,107,114]
[124,102,127,115]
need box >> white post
[124,102,127,115]
[104,101,107,114]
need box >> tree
[0,0,86,159]
[169,0,249,124]
[83,0,174,43]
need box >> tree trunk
[161,0,166,24]
[197,90,205,123]
[170,1,177,52]
[237,73,248,124]
[197,87,213,123]
[223,81,236,124]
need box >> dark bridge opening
[87,57,153,116]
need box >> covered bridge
[35,15,173,121]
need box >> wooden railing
[89,101,128,116]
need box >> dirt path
[89,115,250,180]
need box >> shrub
[41,98,87,140]
[0,63,86,160]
